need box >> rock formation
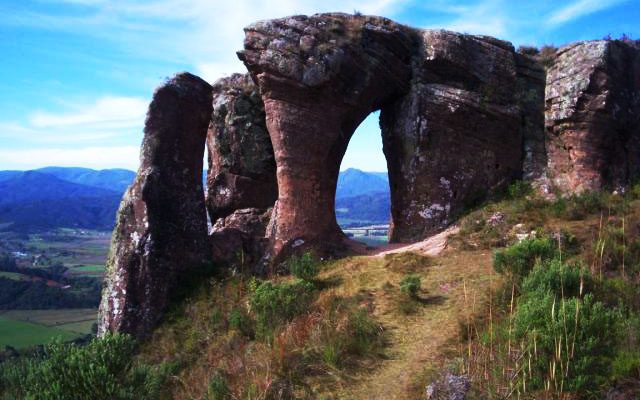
[381,31,523,242]
[99,13,640,339]
[239,14,415,259]
[98,73,212,339]
[544,40,640,193]
[206,74,277,223]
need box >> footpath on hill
[317,228,496,399]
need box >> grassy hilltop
[2,182,640,399]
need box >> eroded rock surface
[98,73,212,339]
[239,13,415,260]
[206,74,277,222]
[545,40,640,193]
[209,207,271,270]
[99,14,640,337]
[383,30,522,242]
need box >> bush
[493,237,557,281]
[0,333,168,400]
[228,307,253,338]
[522,259,592,299]
[514,293,620,392]
[319,306,383,367]
[399,274,421,299]
[249,280,316,341]
[507,180,532,199]
[288,252,320,282]
[206,372,230,400]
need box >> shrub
[0,334,167,400]
[249,280,316,341]
[319,306,383,367]
[514,293,620,392]
[399,274,421,299]
[521,259,592,299]
[507,180,532,199]
[493,237,557,281]
[206,372,230,400]
[228,307,254,338]
[288,252,320,282]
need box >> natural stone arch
[240,13,528,259]
[239,14,415,259]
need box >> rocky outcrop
[544,40,640,193]
[382,31,522,242]
[99,14,640,337]
[206,74,277,223]
[209,208,271,270]
[239,13,415,260]
[98,73,212,339]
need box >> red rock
[544,40,640,193]
[98,73,212,339]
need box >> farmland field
[0,308,97,348]
[0,316,81,349]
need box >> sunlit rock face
[544,41,640,193]
[98,73,212,340]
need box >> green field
[70,264,105,276]
[0,271,29,280]
[352,235,388,247]
[0,317,80,349]
[0,309,98,348]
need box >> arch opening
[335,111,391,248]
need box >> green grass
[0,309,97,338]
[0,271,28,280]
[71,264,105,274]
[0,316,80,349]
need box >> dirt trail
[322,232,495,400]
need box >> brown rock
[98,73,212,339]
[206,74,277,222]
[383,30,522,242]
[544,40,640,193]
[209,207,271,271]
[239,13,415,259]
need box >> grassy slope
[318,251,497,399]
[137,187,640,399]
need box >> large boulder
[206,74,277,222]
[544,40,640,193]
[98,73,212,339]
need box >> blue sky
[0,0,638,172]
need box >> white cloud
[0,146,141,170]
[548,0,629,26]
[0,96,146,144]
[30,96,147,129]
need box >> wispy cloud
[547,0,629,26]
[0,146,140,170]
[0,96,146,144]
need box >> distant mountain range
[0,167,390,232]
[0,168,131,232]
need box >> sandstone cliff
[98,13,640,339]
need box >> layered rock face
[206,74,277,222]
[98,73,212,339]
[239,13,415,258]
[382,31,523,242]
[544,41,640,193]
